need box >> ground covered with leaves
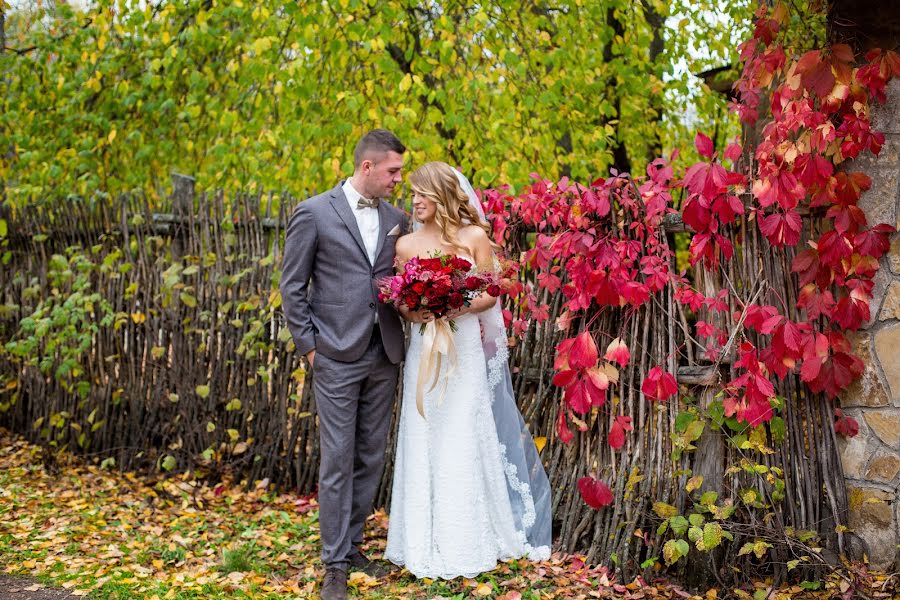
[0,429,895,599]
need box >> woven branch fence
[0,174,849,582]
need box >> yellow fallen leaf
[534,436,547,453]
[348,571,377,588]
[475,582,493,596]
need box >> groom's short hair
[354,129,406,168]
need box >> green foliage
[650,401,820,570]
[1,0,751,203]
[4,245,115,448]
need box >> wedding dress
[384,243,552,576]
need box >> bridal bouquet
[378,251,502,418]
[378,252,501,329]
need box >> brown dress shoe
[348,547,395,578]
[320,567,348,600]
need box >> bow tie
[356,196,379,209]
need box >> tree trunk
[642,0,665,162]
[603,8,630,174]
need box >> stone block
[846,485,899,570]
[862,409,900,448]
[847,524,899,571]
[874,323,900,401]
[880,280,900,321]
[865,450,900,483]
[891,236,900,275]
[871,79,900,134]
[842,332,890,407]
[864,267,893,329]
[852,134,899,229]
[839,433,871,479]
[848,486,894,527]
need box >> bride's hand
[446,306,469,319]
[404,308,435,323]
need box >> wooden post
[170,173,195,261]
[693,266,726,495]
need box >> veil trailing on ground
[452,168,552,559]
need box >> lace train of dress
[385,312,531,579]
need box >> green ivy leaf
[770,416,786,444]
[160,455,176,471]
[702,522,724,551]
[663,539,689,565]
[180,292,198,308]
[670,515,689,536]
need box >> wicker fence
[0,175,849,582]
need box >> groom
[280,129,409,600]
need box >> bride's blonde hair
[408,161,495,255]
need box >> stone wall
[839,78,900,571]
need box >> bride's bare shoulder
[395,231,424,261]
[458,225,489,245]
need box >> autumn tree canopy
[0,0,748,202]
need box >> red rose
[465,276,481,290]
[422,258,443,271]
[451,257,472,271]
[403,293,420,308]
[487,284,501,297]
[448,292,464,309]
[411,281,426,294]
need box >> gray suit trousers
[313,326,400,569]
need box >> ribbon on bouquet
[416,319,458,418]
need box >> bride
[384,161,552,579]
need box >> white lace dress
[384,310,529,579]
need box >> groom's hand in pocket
[305,349,316,368]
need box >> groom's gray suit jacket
[281,182,408,364]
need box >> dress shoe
[320,567,347,600]
[348,546,394,578]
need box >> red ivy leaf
[683,161,728,198]
[758,209,802,247]
[855,224,895,259]
[682,195,712,232]
[608,415,633,450]
[797,284,835,320]
[604,338,630,367]
[797,49,836,98]
[834,409,860,438]
[569,331,599,369]
[724,141,742,162]
[556,409,574,444]
[818,230,854,266]
[641,366,678,401]
[577,476,614,509]
[563,377,592,413]
[695,132,715,159]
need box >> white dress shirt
[342,179,380,265]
